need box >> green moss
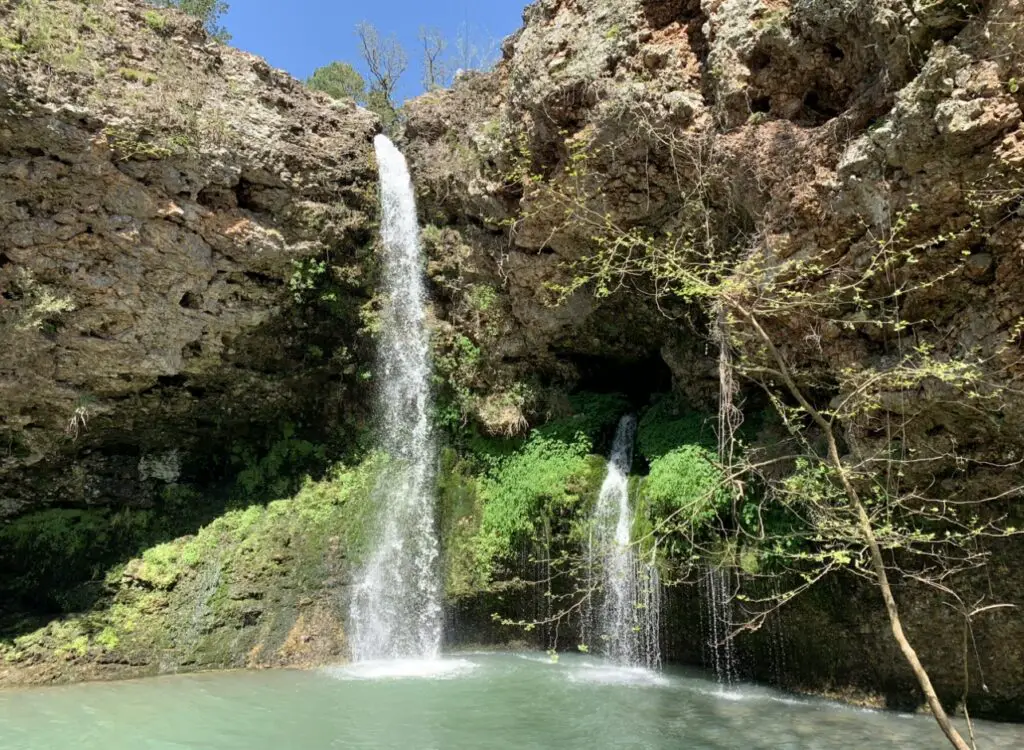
[95,627,119,651]
[0,452,384,674]
[118,67,157,85]
[57,636,89,659]
[143,10,168,31]
[138,543,184,590]
[438,449,485,598]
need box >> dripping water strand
[703,565,737,688]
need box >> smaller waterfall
[767,608,789,687]
[701,566,737,687]
[590,416,661,668]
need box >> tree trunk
[740,310,972,750]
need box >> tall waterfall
[349,135,442,662]
[589,416,661,668]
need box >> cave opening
[750,96,772,113]
[567,352,674,408]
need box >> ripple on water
[323,658,478,681]
[513,653,560,665]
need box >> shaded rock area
[660,552,1024,720]
[0,0,380,666]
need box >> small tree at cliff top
[308,62,368,104]
[151,0,230,42]
[355,22,407,103]
[419,27,450,91]
[495,109,1022,749]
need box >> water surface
[2,653,1021,749]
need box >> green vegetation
[0,0,113,72]
[101,125,184,161]
[642,445,728,525]
[0,456,382,672]
[475,430,597,570]
[143,9,168,31]
[151,0,230,42]
[441,392,626,589]
[0,269,76,333]
[437,450,486,598]
[307,61,367,104]
[0,508,156,611]
[119,67,157,85]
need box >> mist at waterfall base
[348,135,442,663]
[587,416,661,669]
[4,653,1023,750]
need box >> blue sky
[223,0,528,102]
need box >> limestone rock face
[403,0,1024,719]
[405,0,1024,456]
[0,0,379,517]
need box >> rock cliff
[1,0,378,520]
[0,0,379,660]
[1,0,1023,724]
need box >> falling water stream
[349,135,442,662]
[701,566,738,687]
[590,416,661,668]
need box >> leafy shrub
[476,429,598,575]
[536,392,629,446]
[0,508,156,609]
[231,424,327,502]
[642,444,728,526]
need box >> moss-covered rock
[0,457,382,685]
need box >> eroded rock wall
[0,0,378,518]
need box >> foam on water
[325,658,477,681]
[565,660,671,688]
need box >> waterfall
[701,566,737,687]
[590,416,661,668]
[767,609,789,687]
[349,135,442,662]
